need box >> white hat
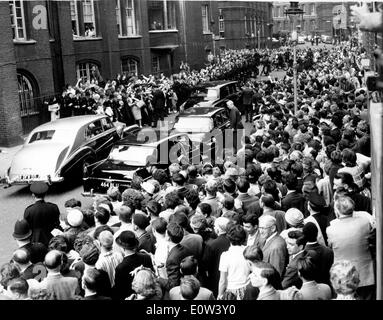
[285,208,304,227]
[141,181,155,195]
[66,209,84,227]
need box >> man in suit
[297,255,332,300]
[242,82,254,123]
[160,222,191,292]
[39,250,79,300]
[242,213,263,248]
[260,194,286,234]
[282,230,306,289]
[113,231,153,300]
[259,215,288,278]
[82,268,112,300]
[24,182,61,247]
[281,173,306,215]
[132,213,155,254]
[11,248,46,282]
[201,217,231,296]
[226,100,242,152]
[235,177,259,214]
[303,222,334,286]
[326,196,375,300]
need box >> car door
[99,117,119,158]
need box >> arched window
[121,57,138,76]
[76,61,100,82]
[17,73,38,116]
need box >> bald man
[12,248,46,282]
[39,250,79,300]
[259,215,288,278]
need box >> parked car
[171,106,231,162]
[6,115,128,185]
[82,129,201,195]
[171,80,242,128]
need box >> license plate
[100,181,119,188]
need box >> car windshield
[109,145,157,166]
[174,117,213,133]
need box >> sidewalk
[0,144,23,182]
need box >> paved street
[0,41,327,266]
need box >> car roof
[116,129,187,147]
[178,107,225,117]
[192,80,238,90]
[30,115,107,132]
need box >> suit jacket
[40,273,79,300]
[326,215,374,287]
[299,281,332,300]
[281,251,305,289]
[257,286,281,300]
[113,252,153,300]
[236,193,259,214]
[24,200,61,246]
[201,234,231,296]
[181,232,203,261]
[304,242,334,286]
[138,231,156,254]
[20,242,48,264]
[262,234,288,278]
[165,244,192,291]
[281,192,306,216]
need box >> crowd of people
[0,37,377,300]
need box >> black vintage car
[82,128,201,195]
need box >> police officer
[23,182,61,247]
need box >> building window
[148,0,176,31]
[17,73,38,117]
[202,4,210,33]
[70,0,80,36]
[311,4,315,15]
[70,0,98,38]
[244,16,248,35]
[116,0,122,35]
[76,62,100,82]
[152,56,160,74]
[9,1,26,40]
[121,57,138,76]
[116,0,140,36]
[219,9,224,38]
[82,0,96,36]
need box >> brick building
[272,1,357,39]
[0,0,273,147]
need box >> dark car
[171,107,232,163]
[170,80,242,128]
[82,129,201,195]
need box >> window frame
[121,57,139,76]
[70,0,80,36]
[17,73,39,117]
[9,0,27,41]
[116,0,122,36]
[219,9,224,38]
[201,4,210,33]
[151,56,160,74]
[76,62,99,83]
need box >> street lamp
[285,2,304,115]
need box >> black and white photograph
[0,0,382,307]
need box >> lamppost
[285,2,304,115]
